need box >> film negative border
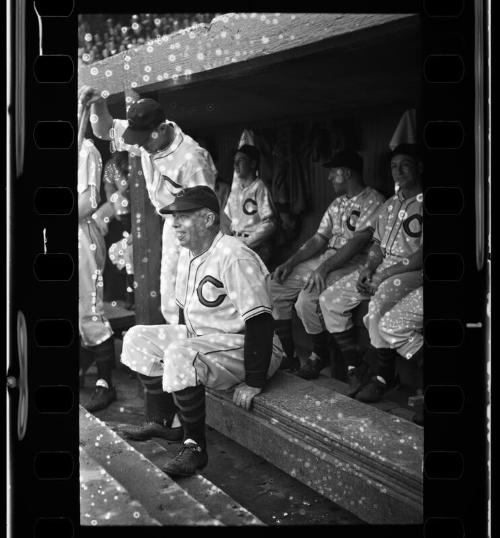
[6,0,490,536]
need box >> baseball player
[269,150,385,377]
[79,86,218,324]
[120,186,283,476]
[224,145,277,265]
[319,143,423,402]
[77,98,116,412]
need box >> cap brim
[122,127,153,146]
[159,201,205,215]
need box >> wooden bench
[206,371,423,524]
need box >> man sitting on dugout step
[120,186,283,477]
[319,143,423,403]
[269,150,385,377]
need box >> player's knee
[122,325,147,350]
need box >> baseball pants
[270,250,365,334]
[378,286,423,359]
[319,258,423,348]
[78,220,114,347]
[121,324,283,392]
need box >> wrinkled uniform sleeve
[223,257,272,322]
[110,119,132,153]
[247,182,276,245]
[356,191,385,233]
[373,199,391,245]
[316,202,335,242]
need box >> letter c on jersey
[243,198,258,215]
[197,276,227,307]
[346,210,361,232]
[403,214,423,238]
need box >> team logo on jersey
[197,275,227,307]
[403,214,423,238]
[243,198,258,215]
[346,210,361,231]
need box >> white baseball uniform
[121,232,283,392]
[224,177,276,250]
[319,191,423,347]
[270,186,385,334]
[111,119,217,323]
[378,286,423,359]
[78,139,114,347]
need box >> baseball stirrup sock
[274,319,294,361]
[376,348,397,384]
[137,374,177,427]
[173,385,206,449]
[79,344,95,374]
[311,331,330,366]
[93,337,115,386]
[333,327,360,367]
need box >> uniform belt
[234,231,250,238]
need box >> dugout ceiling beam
[78,13,419,105]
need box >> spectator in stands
[224,145,277,266]
[319,144,423,403]
[270,151,385,373]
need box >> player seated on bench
[120,186,283,477]
[269,150,385,375]
[319,143,423,402]
[224,144,277,266]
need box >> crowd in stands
[78,13,220,65]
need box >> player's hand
[303,266,327,293]
[233,383,262,411]
[356,267,374,295]
[272,262,293,284]
[78,85,102,108]
[366,272,385,295]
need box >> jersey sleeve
[223,257,272,321]
[373,199,391,244]
[256,182,275,222]
[183,148,217,189]
[316,203,335,241]
[110,119,132,153]
[356,192,385,233]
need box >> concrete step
[206,371,423,524]
[105,420,263,526]
[80,447,161,526]
[80,406,222,526]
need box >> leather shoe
[163,441,208,477]
[294,357,325,380]
[85,386,117,412]
[346,362,371,397]
[355,376,393,403]
[122,422,183,442]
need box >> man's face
[328,167,348,195]
[139,126,164,153]
[390,154,421,190]
[234,152,255,180]
[172,209,210,249]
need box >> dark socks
[329,327,359,381]
[274,319,295,363]
[310,331,330,366]
[173,385,206,449]
[125,273,135,310]
[92,337,115,387]
[137,374,177,427]
[376,348,397,384]
[79,344,95,374]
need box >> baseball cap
[390,143,421,162]
[323,150,363,175]
[122,98,166,146]
[233,144,260,167]
[159,186,220,215]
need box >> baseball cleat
[294,358,324,380]
[84,386,117,412]
[122,422,183,442]
[355,376,393,403]
[162,441,208,477]
[346,362,372,397]
[279,354,300,371]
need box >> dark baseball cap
[159,186,220,215]
[323,150,363,175]
[122,98,166,146]
[233,144,260,167]
[390,143,421,162]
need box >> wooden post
[124,88,164,325]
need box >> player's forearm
[287,234,326,267]
[246,219,276,248]
[318,231,372,274]
[377,250,423,280]
[364,243,384,272]
[90,99,113,140]
[92,201,116,222]
[244,312,274,388]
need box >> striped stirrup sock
[173,385,206,449]
[137,373,177,427]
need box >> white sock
[96,378,109,389]
[171,414,181,428]
[184,438,198,446]
[376,375,387,385]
